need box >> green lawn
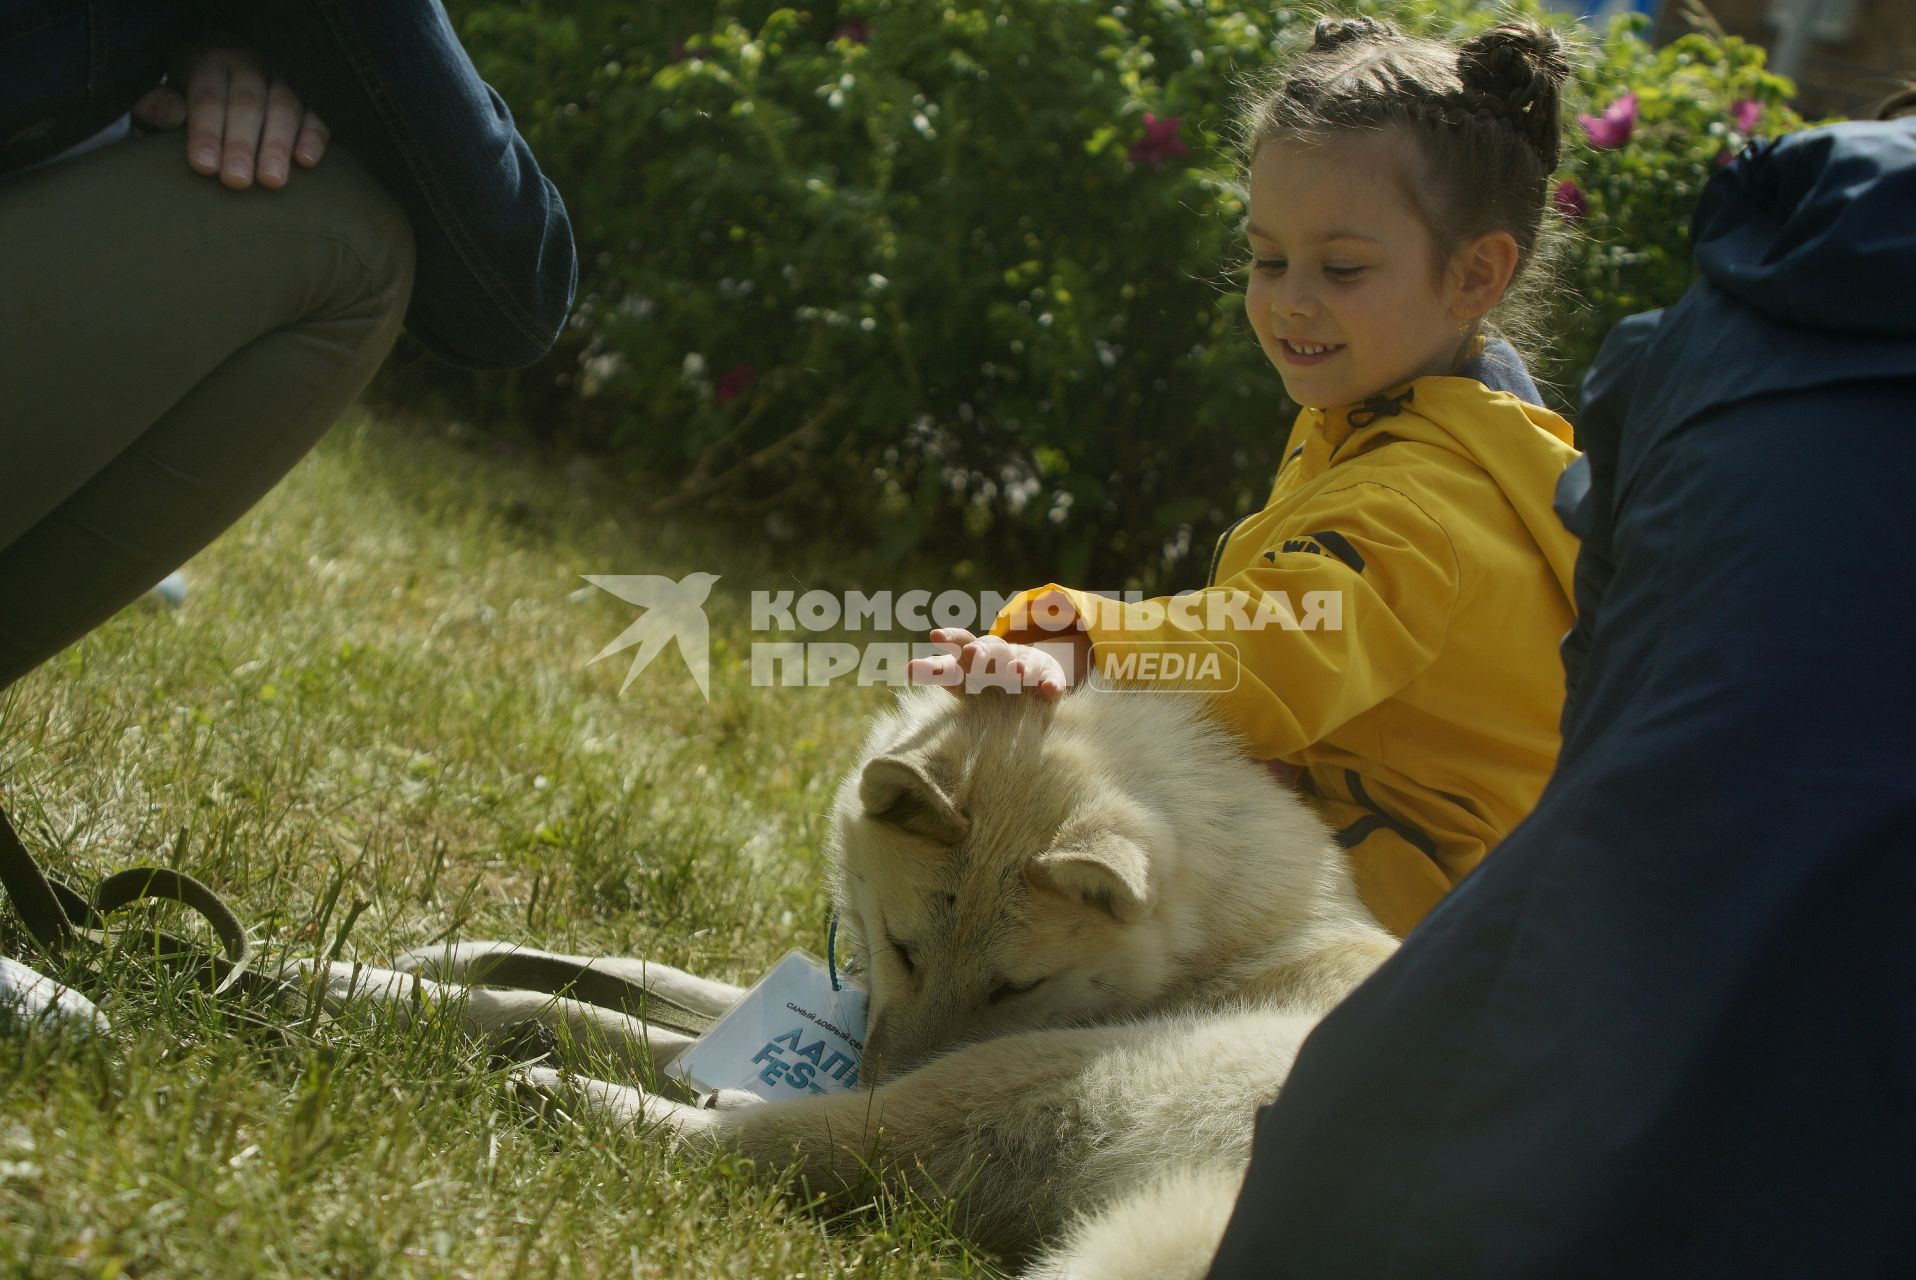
[0,411,995,1277]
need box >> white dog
[320,682,1396,1276]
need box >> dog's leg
[394,941,747,1017]
[304,961,698,1075]
[1256,930,1399,1015]
[516,1007,1316,1260]
[514,1063,727,1132]
[510,1036,1143,1256]
[1020,1165,1244,1280]
[512,1065,662,1129]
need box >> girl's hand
[907,622,1091,701]
[132,41,330,190]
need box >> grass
[0,410,1000,1278]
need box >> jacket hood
[1334,377,1580,604]
[1693,119,1916,339]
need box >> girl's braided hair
[1877,83,1916,120]
[1242,15,1574,352]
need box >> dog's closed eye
[887,931,917,975]
[988,976,1047,1004]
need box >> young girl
[911,16,1584,937]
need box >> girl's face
[1244,133,1469,410]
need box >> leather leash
[1,800,716,1039]
[0,801,261,997]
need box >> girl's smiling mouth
[1280,338,1345,363]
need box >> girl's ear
[1448,230,1520,322]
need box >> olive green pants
[0,132,414,688]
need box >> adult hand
[131,41,330,190]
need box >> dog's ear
[1031,829,1152,922]
[860,755,970,845]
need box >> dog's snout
[861,1015,897,1086]
[860,1014,934,1086]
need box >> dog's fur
[318,682,1396,1276]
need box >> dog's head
[828,686,1186,1084]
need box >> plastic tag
[671,950,867,1100]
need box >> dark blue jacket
[1557,118,1916,721]
[0,0,575,370]
[1208,119,1916,1280]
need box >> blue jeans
[0,0,575,369]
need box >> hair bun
[1310,15,1396,54]
[1457,21,1570,169]
[1876,84,1916,120]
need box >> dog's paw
[702,1087,763,1111]
[294,958,451,1015]
[504,1063,578,1129]
[507,1065,717,1143]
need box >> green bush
[410,1,1803,591]
[1553,17,1799,390]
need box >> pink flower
[1552,178,1589,223]
[715,364,760,403]
[1714,147,1738,169]
[1578,92,1638,150]
[1731,99,1762,135]
[832,20,873,44]
[1127,113,1190,168]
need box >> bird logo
[583,572,721,700]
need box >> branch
[648,392,851,515]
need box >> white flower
[582,351,628,397]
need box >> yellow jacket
[994,376,1581,935]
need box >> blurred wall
[1657,0,1915,118]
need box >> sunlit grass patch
[0,411,993,1278]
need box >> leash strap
[0,803,89,950]
[0,802,262,997]
[443,948,717,1039]
[826,912,842,992]
[5,801,712,1034]
[94,866,256,994]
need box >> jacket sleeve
[197,0,577,370]
[994,479,1460,759]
